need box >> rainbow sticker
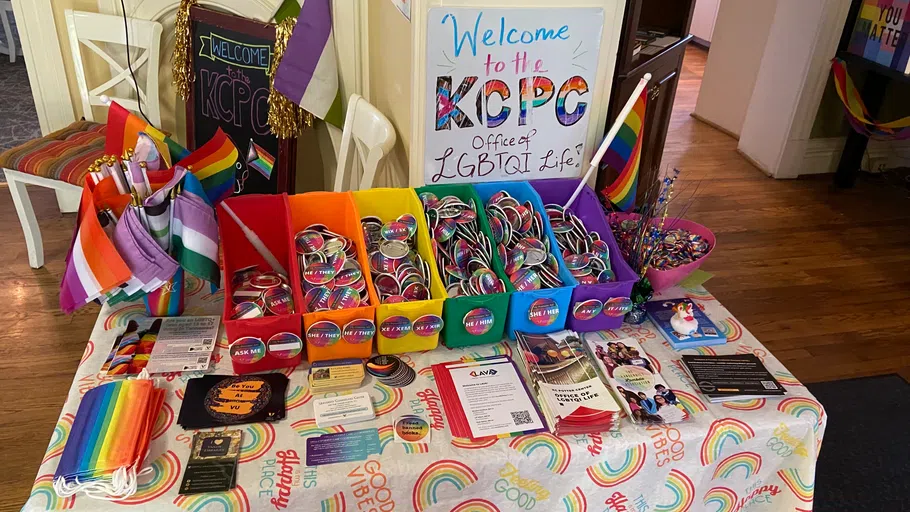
[395,415,431,442]
[528,297,560,326]
[342,318,376,344]
[508,433,571,474]
[229,337,266,365]
[307,321,342,347]
[412,459,479,511]
[380,315,413,339]
[267,332,303,359]
[603,297,633,317]
[654,469,695,512]
[413,314,444,337]
[703,487,737,512]
[573,299,603,320]
[463,307,494,335]
[586,443,647,487]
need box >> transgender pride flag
[273,0,343,126]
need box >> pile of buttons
[360,214,433,304]
[230,266,295,320]
[544,204,615,284]
[482,191,564,291]
[296,224,370,313]
[650,228,711,270]
[365,355,415,388]
[419,192,506,298]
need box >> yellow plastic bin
[288,192,379,363]
[352,188,447,354]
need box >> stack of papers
[681,354,786,403]
[432,356,547,441]
[516,330,621,435]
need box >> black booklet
[681,354,786,402]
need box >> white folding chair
[0,1,16,63]
[332,94,397,192]
[2,10,162,268]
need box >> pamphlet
[313,392,375,428]
[681,354,786,402]
[101,316,220,375]
[584,332,691,424]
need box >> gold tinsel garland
[171,3,309,138]
[172,0,196,101]
[268,17,313,139]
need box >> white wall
[689,0,720,44]
[692,0,777,138]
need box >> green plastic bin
[415,183,514,347]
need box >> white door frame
[11,0,76,135]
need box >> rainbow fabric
[831,58,910,140]
[176,128,239,205]
[246,139,275,180]
[104,102,185,160]
[53,378,164,499]
[601,87,647,211]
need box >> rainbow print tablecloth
[23,279,826,512]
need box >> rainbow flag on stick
[177,128,239,205]
[601,87,647,212]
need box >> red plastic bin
[218,194,304,374]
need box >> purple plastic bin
[530,178,638,331]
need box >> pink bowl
[609,214,716,293]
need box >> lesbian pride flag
[60,184,132,313]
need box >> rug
[808,373,910,511]
[0,59,41,183]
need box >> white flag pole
[220,202,289,276]
[563,73,651,210]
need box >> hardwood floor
[1,45,908,510]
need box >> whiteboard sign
[424,7,604,185]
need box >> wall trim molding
[11,0,75,134]
[800,137,910,176]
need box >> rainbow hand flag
[177,128,239,205]
[246,139,275,179]
[105,102,187,162]
[601,87,647,212]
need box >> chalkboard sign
[186,6,297,195]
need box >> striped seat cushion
[0,120,106,186]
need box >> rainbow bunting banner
[53,376,164,500]
[831,58,910,140]
[601,87,647,212]
[177,128,239,205]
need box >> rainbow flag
[246,139,275,179]
[177,128,239,205]
[53,378,163,496]
[601,87,647,212]
[143,268,185,316]
[831,58,910,140]
[60,182,132,313]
